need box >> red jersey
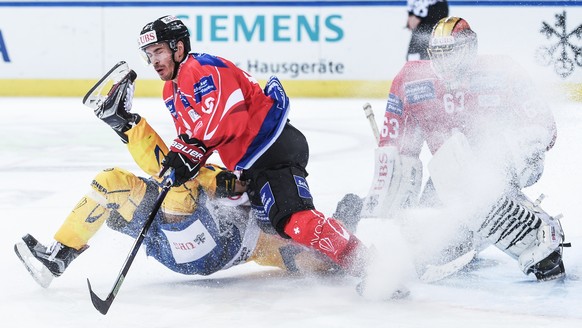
[379,55,556,157]
[163,53,289,171]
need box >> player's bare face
[144,43,175,81]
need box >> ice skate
[82,61,135,111]
[14,234,87,288]
[527,250,566,281]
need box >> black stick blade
[87,278,113,315]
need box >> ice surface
[1,97,581,327]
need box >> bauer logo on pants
[294,175,312,199]
[260,182,275,216]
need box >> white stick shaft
[363,102,380,144]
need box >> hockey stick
[363,103,380,144]
[87,173,174,315]
[420,249,477,283]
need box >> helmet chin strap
[171,59,180,80]
[170,52,181,80]
[170,42,187,80]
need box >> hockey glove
[263,76,289,111]
[159,134,207,186]
[95,70,140,137]
[215,171,241,198]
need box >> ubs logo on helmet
[138,31,158,48]
[430,36,455,47]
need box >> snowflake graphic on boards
[536,11,582,78]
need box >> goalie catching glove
[94,69,140,142]
[160,134,208,186]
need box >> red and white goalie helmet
[427,17,478,80]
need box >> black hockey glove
[159,134,207,186]
[95,70,140,140]
[215,171,240,198]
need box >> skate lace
[124,82,134,112]
[47,242,64,261]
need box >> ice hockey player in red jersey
[136,15,381,293]
[14,60,364,289]
[365,16,567,281]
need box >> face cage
[428,42,475,80]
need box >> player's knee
[92,167,134,195]
[250,166,315,237]
[105,210,129,231]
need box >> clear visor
[139,48,153,65]
[139,42,172,66]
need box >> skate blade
[82,61,131,110]
[14,242,54,288]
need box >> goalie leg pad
[362,146,422,218]
[478,196,543,258]
[476,192,566,280]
